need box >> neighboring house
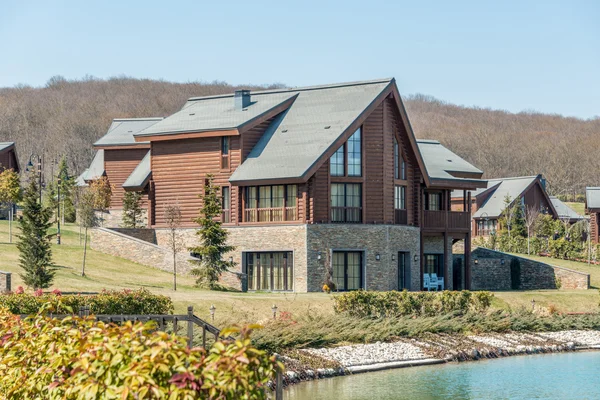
[586,187,600,244]
[83,118,163,225]
[452,175,557,237]
[0,142,20,173]
[549,196,585,225]
[88,78,486,292]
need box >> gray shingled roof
[0,142,15,152]
[136,93,298,137]
[123,151,151,191]
[84,150,105,180]
[228,79,393,182]
[94,118,162,146]
[586,187,600,209]
[75,169,89,187]
[472,176,539,218]
[549,196,584,221]
[416,140,483,184]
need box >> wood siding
[524,182,554,216]
[0,150,17,172]
[104,149,148,209]
[241,114,279,162]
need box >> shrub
[0,288,173,315]
[332,290,493,318]
[0,309,281,399]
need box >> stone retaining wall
[110,228,157,244]
[0,271,11,293]
[465,248,590,290]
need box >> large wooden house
[83,118,163,225]
[586,187,600,243]
[451,175,557,237]
[86,79,486,292]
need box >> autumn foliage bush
[0,309,281,399]
[332,290,494,318]
[0,288,173,315]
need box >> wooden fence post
[275,369,283,400]
[187,306,194,348]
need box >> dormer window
[329,128,362,177]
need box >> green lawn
[565,202,586,216]
[0,220,598,323]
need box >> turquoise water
[286,352,600,400]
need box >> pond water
[286,351,600,400]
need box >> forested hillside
[0,76,598,196]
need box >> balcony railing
[221,209,231,224]
[395,209,408,225]
[331,207,362,223]
[245,207,297,223]
[423,210,470,231]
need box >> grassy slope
[0,221,598,323]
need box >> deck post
[187,306,194,348]
[275,368,283,400]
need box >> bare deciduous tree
[163,203,184,291]
[525,205,540,255]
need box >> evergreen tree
[122,191,144,228]
[17,174,56,289]
[189,174,235,288]
[57,157,77,223]
[43,179,58,222]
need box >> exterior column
[443,231,449,289]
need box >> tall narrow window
[221,136,230,169]
[394,138,399,179]
[347,128,362,176]
[401,156,406,180]
[222,186,231,223]
[330,146,344,176]
[426,192,442,211]
[286,185,297,221]
[395,186,407,224]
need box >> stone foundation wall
[0,271,11,293]
[468,247,590,290]
[96,208,148,229]
[306,224,421,291]
[90,227,197,274]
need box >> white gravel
[304,341,426,367]
[304,331,600,367]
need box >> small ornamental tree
[189,174,235,288]
[164,203,184,291]
[122,191,144,228]
[78,187,98,277]
[525,205,540,255]
[17,173,56,289]
[0,168,22,243]
[89,177,112,226]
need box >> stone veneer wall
[0,271,11,293]
[466,247,590,290]
[306,224,421,291]
[95,209,148,229]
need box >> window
[425,192,442,211]
[395,186,406,210]
[221,137,230,169]
[347,128,361,176]
[330,146,344,176]
[222,186,231,223]
[329,128,362,177]
[245,185,298,222]
[331,183,362,223]
[333,251,363,291]
[424,254,444,278]
[394,137,406,180]
[394,186,407,224]
[246,252,293,291]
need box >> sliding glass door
[333,251,363,291]
[246,252,293,291]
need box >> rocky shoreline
[278,330,600,387]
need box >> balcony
[422,210,471,232]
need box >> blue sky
[1,0,598,118]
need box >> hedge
[0,288,173,315]
[333,290,494,318]
[0,309,281,399]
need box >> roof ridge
[112,117,164,121]
[416,139,440,144]
[186,78,394,102]
[488,175,540,181]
